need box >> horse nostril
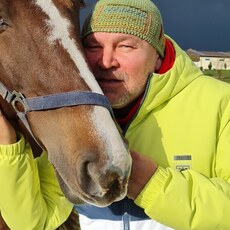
[77,152,96,181]
[105,174,121,198]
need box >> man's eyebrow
[115,35,139,43]
[82,37,98,45]
[114,37,142,48]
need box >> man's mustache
[95,71,127,81]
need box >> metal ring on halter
[11,90,28,113]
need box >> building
[186,49,230,70]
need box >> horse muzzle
[76,149,132,207]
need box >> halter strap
[0,82,113,148]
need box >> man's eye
[118,45,134,52]
[84,44,101,51]
[88,45,100,49]
[119,44,134,49]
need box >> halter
[0,82,113,148]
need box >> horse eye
[0,16,8,28]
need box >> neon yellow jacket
[0,135,73,230]
[130,38,230,229]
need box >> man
[1,0,230,229]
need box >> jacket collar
[116,37,176,128]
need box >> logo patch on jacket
[174,155,192,171]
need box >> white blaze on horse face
[35,1,131,175]
[34,0,102,94]
[92,107,131,176]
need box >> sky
[80,0,230,52]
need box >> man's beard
[96,70,145,109]
[110,92,132,109]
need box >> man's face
[83,32,160,109]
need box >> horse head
[0,0,131,207]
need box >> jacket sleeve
[0,134,73,230]
[135,109,230,229]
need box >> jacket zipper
[122,74,153,136]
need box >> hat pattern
[82,0,165,57]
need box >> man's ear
[155,55,163,72]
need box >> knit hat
[82,0,165,57]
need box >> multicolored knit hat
[81,0,165,57]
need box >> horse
[0,0,131,229]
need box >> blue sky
[80,0,230,52]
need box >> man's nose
[99,48,119,69]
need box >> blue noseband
[0,82,113,148]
